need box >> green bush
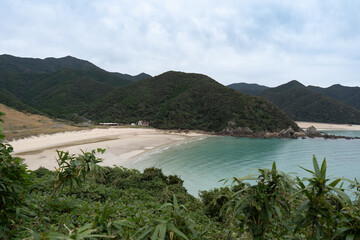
[0,113,32,236]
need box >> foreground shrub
[0,113,32,237]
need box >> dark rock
[305,126,321,137]
[294,131,307,138]
[279,127,295,138]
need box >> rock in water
[279,127,295,138]
[305,126,320,137]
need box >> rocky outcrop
[305,126,321,137]
[294,131,307,138]
[322,132,359,140]
[279,127,295,138]
[222,126,301,139]
[220,125,359,140]
[263,132,279,138]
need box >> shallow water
[130,132,360,197]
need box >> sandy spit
[296,121,360,131]
[9,128,207,170]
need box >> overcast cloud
[1,0,359,87]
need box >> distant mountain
[112,72,152,82]
[260,81,360,124]
[0,54,99,73]
[227,82,269,95]
[308,84,360,111]
[0,54,151,120]
[0,54,151,81]
[88,71,298,132]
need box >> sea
[130,130,360,197]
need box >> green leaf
[151,225,161,240]
[331,187,352,206]
[312,155,320,177]
[332,227,351,239]
[30,231,43,240]
[159,223,167,239]
[173,194,179,216]
[167,223,189,240]
[274,205,282,219]
[46,232,68,238]
[320,158,327,178]
[264,168,269,181]
[235,175,258,182]
[346,234,355,240]
[299,166,315,176]
[137,226,154,240]
[113,220,135,229]
[271,162,277,178]
[329,178,341,187]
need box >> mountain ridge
[0,54,151,81]
[228,81,360,124]
[0,54,151,120]
[88,71,299,132]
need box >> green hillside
[227,82,268,95]
[308,84,360,111]
[0,54,99,73]
[23,70,116,119]
[89,71,298,132]
[261,81,360,124]
[0,69,116,120]
[0,55,152,120]
[0,54,151,81]
[0,89,40,114]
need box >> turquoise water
[131,134,360,197]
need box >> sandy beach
[296,121,360,131]
[9,122,360,171]
[9,128,206,170]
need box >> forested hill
[308,84,360,111]
[227,82,268,95]
[228,80,360,124]
[0,54,99,73]
[0,55,299,132]
[0,54,151,120]
[88,71,298,132]
[0,54,152,81]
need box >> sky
[1,0,360,87]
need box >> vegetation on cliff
[88,71,298,132]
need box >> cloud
[0,0,359,87]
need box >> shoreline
[10,127,207,170]
[9,122,360,171]
[296,121,360,131]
